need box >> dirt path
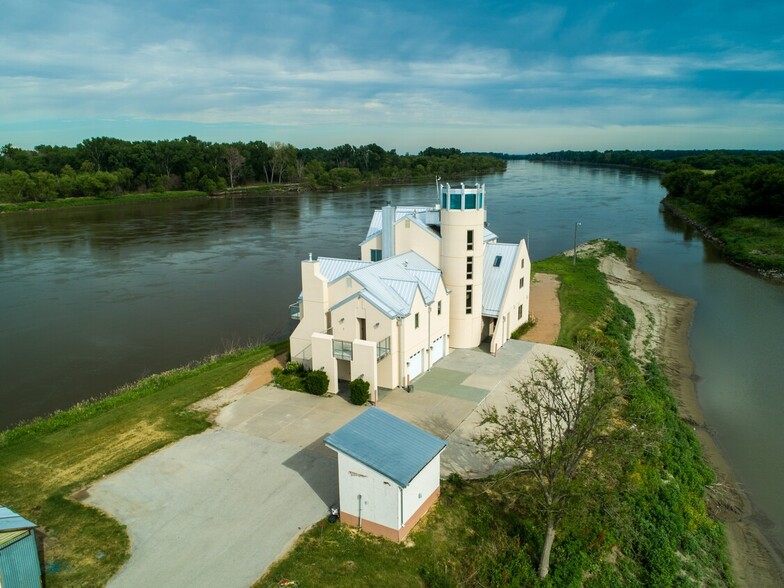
[190,353,287,420]
[600,251,784,588]
[519,273,561,344]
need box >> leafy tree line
[524,148,784,174]
[0,138,506,203]
[661,164,784,223]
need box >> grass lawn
[0,341,287,587]
[0,190,209,213]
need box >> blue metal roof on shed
[324,408,447,488]
[0,506,36,532]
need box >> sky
[2,0,784,153]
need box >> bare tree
[475,350,619,579]
[223,147,245,189]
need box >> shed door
[430,335,446,364]
[407,349,423,381]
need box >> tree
[475,350,619,579]
[223,147,245,188]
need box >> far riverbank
[600,247,784,587]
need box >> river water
[1,160,782,552]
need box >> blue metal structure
[0,506,42,588]
[325,407,446,488]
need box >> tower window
[467,229,474,251]
[465,193,476,209]
[450,193,461,210]
[466,285,473,314]
[493,255,502,267]
[466,256,473,279]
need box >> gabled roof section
[329,251,442,318]
[325,407,447,488]
[482,242,520,317]
[483,227,498,243]
[0,506,36,532]
[365,206,434,239]
[317,257,372,283]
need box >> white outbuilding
[324,407,447,542]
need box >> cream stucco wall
[290,260,329,366]
[360,234,382,262]
[490,240,532,354]
[394,219,441,267]
[440,207,485,349]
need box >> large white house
[289,182,531,398]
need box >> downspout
[427,304,432,370]
[397,317,405,388]
[358,494,362,529]
[400,486,404,529]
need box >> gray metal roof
[317,257,372,283]
[325,407,446,488]
[482,242,520,317]
[328,251,442,318]
[0,506,36,533]
[365,206,435,239]
[483,227,498,243]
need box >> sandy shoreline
[601,249,784,588]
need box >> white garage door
[407,349,423,382]
[431,335,446,364]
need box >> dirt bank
[600,250,784,588]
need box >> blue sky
[2,0,783,152]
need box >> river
[1,160,782,554]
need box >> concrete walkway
[84,340,573,587]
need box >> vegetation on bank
[258,241,732,587]
[0,139,505,207]
[524,150,784,277]
[0,340,287,587]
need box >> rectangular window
[370,249,382,261]
[519,276,525,289]
[467,229,474,251]
[437,300,442,315]
[358,318,366,340]
[450,193,461,210]
[466,256,473,279]
[466,285,473,314]
[414,312,420,328]
[521,258,525,269]
[377,336,391,361]
[441,193,447,209]
[479,192,483,208]
[518,305,523,319]
[493,255,502,267]
[465,193,476,209]
[333,340,353,361]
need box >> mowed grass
[0,341,287,587]
[0,190,208,213]
[533,240,619,347]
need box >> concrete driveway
[85,388,364,588]
[84,340,572,587]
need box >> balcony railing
[288,302,301,320]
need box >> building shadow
[282,434,339,508]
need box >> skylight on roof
[493,255,502,267]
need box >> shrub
[349,378,370,405]
[274,373,304,392]
[283,361,306,376]
[304,370,329,395]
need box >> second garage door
[431,335,446,364]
